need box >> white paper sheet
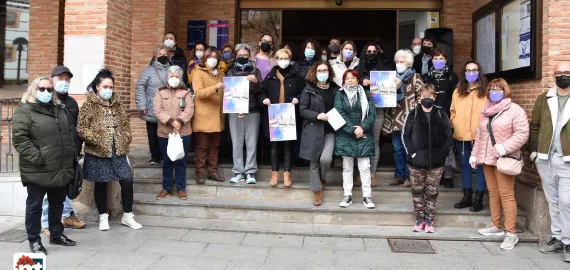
[326,108,346,131]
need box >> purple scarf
[482,98,512,117]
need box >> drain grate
[0,228,28,243]
[387,239,436,254]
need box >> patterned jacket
[382,73,424,135]
[77,91,132,158]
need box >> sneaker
[121,212,142,230]
[478,225,505,236]
[339,195,352,208]
[363,197,375,209]
[99,213,110,231]
[246,174,256,184]
[148,159,159,165]
[425,219,435,233]
[229,174,245,183]
[540,237,564,254]
[500,232,519,250]
[564,245,570,262]
[412,219,426,232]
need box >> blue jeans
[456,140,487,191]
[41,196,73,229]
[158,135,191,193]
[392,131,410,179]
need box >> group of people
[13,31,570,261]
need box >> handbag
[487,115,523,176]
[167,133,185,161]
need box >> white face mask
[321,55,328,61]
[396,63,407,74]
[195,51,204,59]
[168,77,180,88]
[54,80,70,94]
[412,45,421,56]
[277,60,290,69]
[207,58,218,68]
[164,39,175,49]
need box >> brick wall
[106,0,133,106]
[442,0,473,74]
[28,0,65,79]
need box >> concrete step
[133,178,477,203]
[130,215,538,243]
[132,194,524,228]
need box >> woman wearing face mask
[187,41,214,88]
[226,44,263,184]
[151,32,189,86]
[423,48,459,188]
[252,34,277,80]
[154,66,194,200]
[330,40,359,87]
[321,46,331,62]
[299,61,339,206]
[78,69,141,231]
[334,69,376,209]
[412,37,436,76]
[383,49,424,187]
[259,48,304,187]
[358,42,386,187]
[221,44,234,72]
[13,77,77,254]
[294,39,320,81]
[135,45,170,165]
[192,47,226,184]
[470,78,529,250]
[450,61,489,212]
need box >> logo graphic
[13,253,46,270]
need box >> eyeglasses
[237,54,249,58]
[555,71,570,76]
[101,85,114,90]
[366,50,378,54]
[465,69,479,74]
[37,87,54,92]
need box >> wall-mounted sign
[209,20,230,49]
[187,20,207,50]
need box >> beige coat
[191,65,225,133]
[154,86,194,138]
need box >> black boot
[441,178,455,188]
[454,188,473,209]
[29,239,47,255]
[470,190,485,212]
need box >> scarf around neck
[396,68,415,101]
[342,84,369,123]
[426,65,450,81]
[482,98,512,117]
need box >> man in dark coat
[412,36,436,76]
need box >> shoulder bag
[487,115,523,176]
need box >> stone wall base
[515,180,551,244]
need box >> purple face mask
[465,73,479,83]
[342,50,353,60]
[490,91,504,102]
[433,60,446,70]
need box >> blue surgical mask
[222,51,232,61]
[304,48,316,59]
[54,80,70,94]
[317,73,329,83]
[100,88,113,100]
[36,91,52,103]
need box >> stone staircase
[131,163,538,242]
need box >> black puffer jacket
[293,59,316,82]
[57,92,82,155]
[13,102,75,188]
[402,105,453,169]
[226,63,263,113]
[423,66,458,117]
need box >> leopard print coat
[77,91,132,158]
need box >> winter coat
[299,83,339,161]
[330,55,360,87]
[472,100,529,166]
[12,102,75,188]
[135,60,170,122]
[294,60,316,82]
[150,47,189,85]
[529,87,570,162]
[187,57,227,86]
[226,64,263,113]
[334,87,376,158]
[423,66,458,116]
[77,92,132,158]
[383,73,424,134]
[402,105,453,169]
[154,86,195,138]
[191,64,226,133]
[450,87,489,141]
[57,92,82,155]
[413,54,433,76]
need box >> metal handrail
[1,98,20,172]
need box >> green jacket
[334,87,376,158]
[529,87,570,162]
[12,102,75,188]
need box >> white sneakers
[478,225,505,236]
[500,232,519,250]
[99,212,143,231]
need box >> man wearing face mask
[530,62,570,260]
[412,37,436,76]
[411,37,422,57]
[329,38,341,59]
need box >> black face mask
[330,44,340,54]
[556,75,570,89]
[421,97,434,109]
[236,57,249,64]
[421,45,432,55]
[157,55,169,65]
[365,54,377,63]
[260,42,271,53]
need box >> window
[6,11,18,28]
[5,45,14,62]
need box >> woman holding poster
[334,69,376,209]
[299,61,339,206]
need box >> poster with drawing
[519,0,531,68]
[268,103,297,141]
[370,71,397,108]
[223,77,249,113]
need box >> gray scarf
[342,85,369,123]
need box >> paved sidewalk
[0,218,567,270]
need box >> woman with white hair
[154,66,195,200]
[226,44,263,184]
[13,77,77,254]
[382,49,424,187]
